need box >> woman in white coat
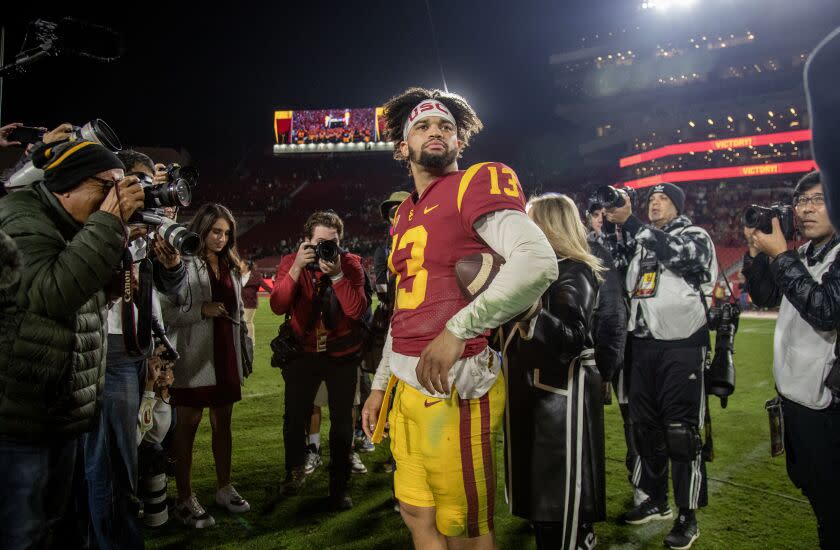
[161,203,249,528]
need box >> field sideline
[146,300,816,549]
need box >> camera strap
[121,249,154,356]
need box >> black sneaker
[577,523,597,549]
[622,498,673,525]
[329,491,353,511]
[279,467,307,497]
[664,513,699,549]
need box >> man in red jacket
[270,211,368,510]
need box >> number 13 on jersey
[388,225,429,310]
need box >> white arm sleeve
[446,209,558,339]
[371,325,393,391]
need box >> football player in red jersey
[362,87,558,549]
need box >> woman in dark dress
[161,203,249,528]
[500,193,607,550]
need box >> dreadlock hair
[381,87,483,165]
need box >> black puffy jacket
[0,183,125,439]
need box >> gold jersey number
[388,225,429,310]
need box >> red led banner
[623,160,818,189]
[619,130,812,168]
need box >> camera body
[137,171,192,211]
[742,204,795,240]
[306,240,343,271]
[591,185,637,209]
[707,301,740,332]
[706,301,741,407]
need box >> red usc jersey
[388,162,526,357]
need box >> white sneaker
[304,445,323,475]
[349,451,368,474]
[175,494,215,528]
[215,484,250,513]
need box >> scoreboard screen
[275,108,379,145]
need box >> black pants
[281,353,358,492]
[628,337,707,510]
[781,396,840,549]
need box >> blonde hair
[527,193,605,282]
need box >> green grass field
[146,302,817,549]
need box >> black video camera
[742,204,795,240]
[306,240,344,271]
[706,302,740,408]
[591,185,637,209]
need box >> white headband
[402,99,457,140]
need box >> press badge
[633,255,660,298]
[316,325,328,353]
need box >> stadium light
[747,113,755,120]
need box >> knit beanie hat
[31,140,124,193]
[647,182,685,214]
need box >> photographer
[586,208,635,500]
[0,141,144,549]
[605,182,716,550]
[83,150,186,549]
[270,211,368,510]
[742,171,840,549]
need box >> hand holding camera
[42,123,73,144]
[743,216,788,259]
[152,234,180,269]
[153,163,168,185]
[292,241,318,275]
[598,186,634,225]
[99,176,146,222]
[307,240,343,275]
[0,123,25,148]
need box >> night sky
[5,1,836,180]
[2,2,622,174]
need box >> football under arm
[445,209,559,339]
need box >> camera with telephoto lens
[128,166,200,255]
[591,185,637,209]
[131,211,200,256]
[742,204,795,240]
[5,119,122,190]
[706,301,740,408]
[306,240,343,271]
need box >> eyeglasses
[89,176,118,190]
[794,194,825,208]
